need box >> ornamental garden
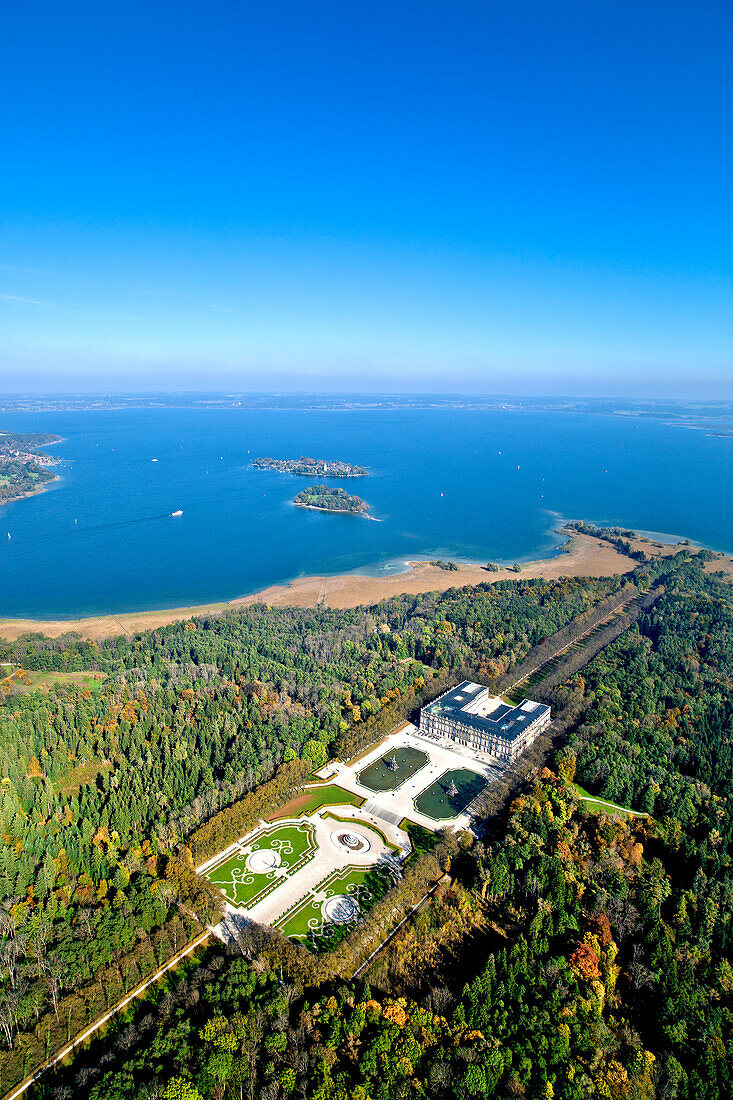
[200,724,500,951]
[202,821,317,910]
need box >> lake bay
[1,406,731,618]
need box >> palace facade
[420,680,550,761]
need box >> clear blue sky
[2,1,731,396]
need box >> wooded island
[293,484,370,514]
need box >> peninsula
[0,430,61,504]
[254,455,368,477]
[293,484,369,514]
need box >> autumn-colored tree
[569,941,601,982]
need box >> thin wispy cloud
[0,292,48,306]
[1,291,143,323]
[0,262,246,316]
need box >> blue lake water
[1,407,732,618]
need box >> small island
[254,455,368,477]
[0,431,61,504]
[293,484,370,514]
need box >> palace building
[420,680,550,761]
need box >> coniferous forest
[0,551,731,1099]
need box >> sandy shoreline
[0,529,639,642]
[0,528,727,643]
[293,502,370,516]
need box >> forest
[0,551,731,1098]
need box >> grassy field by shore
[0,528,726,643]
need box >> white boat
[170,510,183,517]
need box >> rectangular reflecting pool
[413,768,488,819]
[357,746,430,791]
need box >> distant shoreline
[0,527,721,643]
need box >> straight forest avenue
[2,932,211,1100]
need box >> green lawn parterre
[274,862,391,947]
[203,820,317,909]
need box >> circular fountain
[323,894,359,924]
[246,848,281,873]
[339,832,364,850]
[329,828,372,854]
